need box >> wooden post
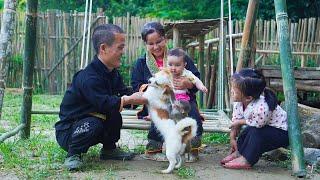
[205,43,213,106]
[63,12,70,92]
[0,0,18,119]
[20,0,38,139]
[126,12,130,64]
[198,35,205,108]
[189,47,195,60]
[274,0,306,177]
[236,0,259,72]
[173,26,180,48]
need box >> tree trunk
[0,0,18,119]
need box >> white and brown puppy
[143,69,197,174]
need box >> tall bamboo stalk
[20,0,38,139]
[274,0,306,177]
[236,0,259,71]
[198,35,205,108]
[0,0,18,119]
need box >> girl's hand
[173,77,193,90]
[230,139,238,153]
[229,120,246,129]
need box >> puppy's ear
[162,84,176,103]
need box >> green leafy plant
[177,166,196,179]
[202,132,229,144]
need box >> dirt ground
[1,130,319,180]
[68,145,318,179]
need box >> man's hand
[123,92,147,106]
[173,76,193,90]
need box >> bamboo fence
[0,10,319,94]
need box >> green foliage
[18,0,26,10]
[9,54,23,65]
[202,132,229,144]
[32,0,320,21]
[0,0,3,10]
[119,57,132,86]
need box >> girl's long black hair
[232,68,278,111]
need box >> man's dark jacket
[55,55,133,131]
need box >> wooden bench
[261,66,320,92]
[121,109,231,133]
[31,109,231,133]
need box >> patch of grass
[130,130,148,139]
[2,92,62,124]
[132,145,146,154]
[202,132,229,144]
[177,166,196,179]
[0,136,68,179]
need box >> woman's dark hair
[141,22,165,42]
[168,48,186,62]
[232,68,278,111]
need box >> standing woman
[131,22,203,162]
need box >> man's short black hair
[92,24,124,54]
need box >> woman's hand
[173,76,193,90]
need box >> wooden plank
[269,79,320,92]
[261,67,320,80]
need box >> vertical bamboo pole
[63,12,69,92]
[189,47,195,60]
[236,0,259,71]
[20,0,38,139]
[126,12,130,64]
[300,19,306,67]
[217,0,226,110]
[198,35,205,108]
[204,43,212,106]
[274,0,306,177]
[173,26,180,48]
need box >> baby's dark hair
[141,22,165,42]
[168,48,186,62]
[232,68,278,111]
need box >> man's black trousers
[55,113,122,157]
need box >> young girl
[167,48,208,102]
[221,68,289,169]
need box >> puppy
[143,69,197,174]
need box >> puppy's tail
[175,117,197,139]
